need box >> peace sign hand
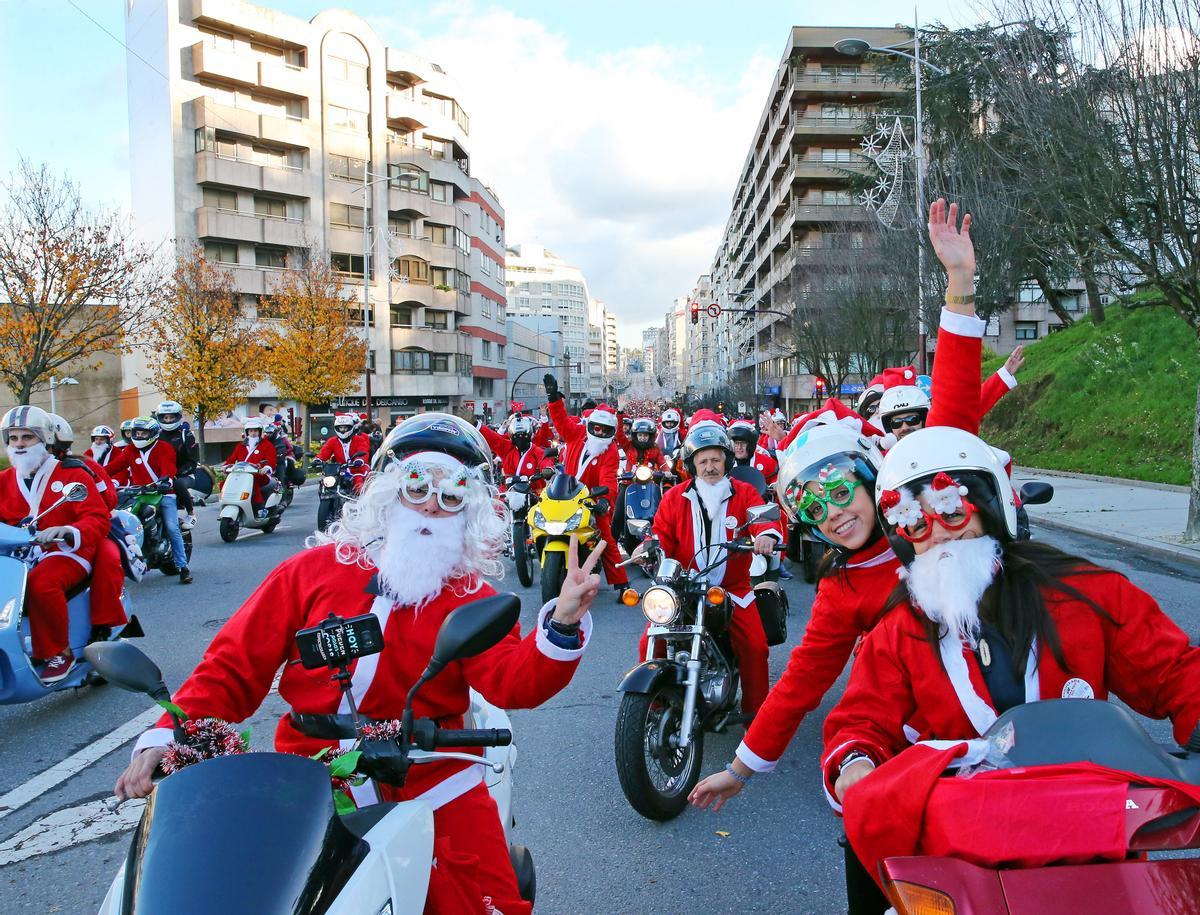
[553,534,605,625]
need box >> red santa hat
[728,418,755,434]
[778,398,885,452]
[879,365,919,390]
[586,404,617,429]
[686,409,727,433]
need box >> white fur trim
[132,726,174,759]
[735,741,777,773]
[996,366,1018,389]
[917,738,991,768]
[60,525,81,552]
[340,594,396,805]
[38,549,91,573]
[848,546,897,569]
[728,589,755,609]
[535,599,592,660]
[902,723,920,744]
[939,307,987,338]
[939,632,1000,735]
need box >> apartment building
[505,315,562,415]
[705,26,907,408]
[660,300,689,400]
[123,0,507,423]
[641,327,659,378]
[504,244,592,409]
[604,311,619,376]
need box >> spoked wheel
[615,682,704,821]
[513,521,534,588]
[218,517,240,543]
[540,550,565,605]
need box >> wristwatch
[838,751,871,774]
[547,617,581,637]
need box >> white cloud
[403,7,777,345]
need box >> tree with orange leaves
[0,161,164,404]
[144,245,264,447]
[263,251,366,437]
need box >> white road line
[0,705,162,822]
[0,797,146,866]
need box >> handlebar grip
[433,728,513,749]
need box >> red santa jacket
[0,459,110,568]
[651,477,782,603]
[124,441,178,487]
[532,419,554,450]
[317,433,371,487]
[980,366,1017,416]
[737,538,900,771]
[743,447,778,484]
[224,437,277,472]
[479,426,553,493]
[547,397,619,497]
[68,455,118,511]
[87,444,132,486]
[137,544,590,809]
[821,569,1200,806]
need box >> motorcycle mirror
[590,485,610,498]
[83,640,171,701]
[628,519,652,538]
[62,482,89,503]
[1019,481,1054,506]
[543,447,559,459]
[423,594,521,682]
[746,503,780,524]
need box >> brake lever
[408,749,504,774]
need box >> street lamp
[835,17,947,374]
[353,167,420,420]
[49,376,77,414]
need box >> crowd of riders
[2,199,1196,912]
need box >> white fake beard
[7,443,48,478]
[583,433,611,464]
[93,443,110,460]
[694,477,730,517]
[904,535,1002,648]
[375,502,468,610]
[246,435,260,448]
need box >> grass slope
[980,307,1199,485]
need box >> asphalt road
[0,491,1198,914]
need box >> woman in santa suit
[222,417,277,518]
[114,413,604,915]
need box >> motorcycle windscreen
[122,753,365,915]
[729,465,768,500]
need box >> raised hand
[927,198,975,279]
[543,373,561,401]
[553,534,604,625]
[1004,344,1025,375]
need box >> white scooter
[90,595,536,914]
[217,461,285,542]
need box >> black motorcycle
[117,483,193,576]
[315,456,366,532]
[614,503,783,820]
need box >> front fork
[646,615,705,750]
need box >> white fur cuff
[535,599,592,660]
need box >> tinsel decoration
[160,718,250,774]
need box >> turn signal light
[621,588,640,606]
[240,491,251,500]
[705,587,726,605]
[888,881,956,915]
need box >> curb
[1017,466,1189,495]
[1030,514,1200,569]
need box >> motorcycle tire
[184,531,193,562]
[540,550,566,606]
[614,683,704,821]
[262,518,280,534]
[218,517,240,543]
[317,499,338,533]
[513,521,533,588]
[802,540,824,584]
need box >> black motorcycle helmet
[680,422,734,475]
[631,418,656,450]
[374,412,493,477]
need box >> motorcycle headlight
[0,597,16,628]
[563,509,583,532]
[641,586,679,625]
[634,465,653,483]
[531,508,547,529]
[322,475,337,487]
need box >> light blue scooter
[0,481,139,705]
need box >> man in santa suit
[479,415,553,495]
[222,417,278,519]
[728,419,778,485]
[543,374,629,595]
[656,407,683,455]
[127,416,193,585]
[84,425,131,485]
[316,413,371,491]
[0,406,111,682]
[115,412,603,915]
[631,420,782,715]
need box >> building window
[426,309,448,329]
[330,203,367,229]
[205,242,238,265]
[428,223,451,246]
[395,256,429,284]
[254,196,287,219]
[326,55,367,84]
[204,188,238,212]
[456,353,472,376]
[481,339,492,359]
[328,104,367,133]
[821,103,853,119]
[432,354,449,372]
[1015,321,1039,340]
[393,348,432,374]
[331,252,368,278]
[388,216,414,237]
[475,377,494,397]
[285,47,306,68]
[480,254,491,276]
[330,154,366,182]
[388,163,428,193]
[497,344,506,360]
[985,315,1001,337]
[819,148,855,163]
[202,29,236,51]
[390,305,414,327]
[1018,284,1045,304]
[821,190,853,205]
[481,295,492,319]
[255,246,288,268]
[430,182,450,202]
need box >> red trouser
[425,782,530,915]
[595,514,628,587]
[637,600,769,714]
[27,554,89,658]
[89,538,128,628]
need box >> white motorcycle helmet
[154,400,185,432]
[776,422,884,534]
[243,417,265,438]
[875,425,1017,540]
[333,413,356,441]
[660,408,681,432]
[0,405,56,445]
[47,413,75,450]
[876,385,931,433]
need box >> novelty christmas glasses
[786,464,863,525]
[398,460,470,512]
[880,472,975,542]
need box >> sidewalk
[1015,467,1200,567]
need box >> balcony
[386,91,428,127]
[190,42,258,88]
[388,326,470,352]
[195,151,309,198]
[789,66,899,94]
[793,203,868,223]
[792,117,867,139]
[192,0,311,46]
[793,154,869,181]
[261,163,307,196]
[258,60,307,98]
[196,207,264,243]
[192,98,306,147]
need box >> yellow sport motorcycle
[528,465,609,604]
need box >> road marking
[0,706,162,822]
[0,797,145,866]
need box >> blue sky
[0,0,983,344]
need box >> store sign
[333,396,413,408]
[763,385,782,396]
[422,398,449,406]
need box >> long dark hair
[883,472,1114,677]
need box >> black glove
[594,498,611,516]
[156,478,174,494]
[543,373,562,402]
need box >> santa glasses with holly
[786,464,865,525]
[879,472,977,543]
[397,457,471,513]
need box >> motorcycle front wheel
[218,517,240,543]
[615,682,704,821]
[316,497,339,532]
[540,549,565,605]
[513,521,534,588]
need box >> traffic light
[690,302,699,325]
[814,377,827,396]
